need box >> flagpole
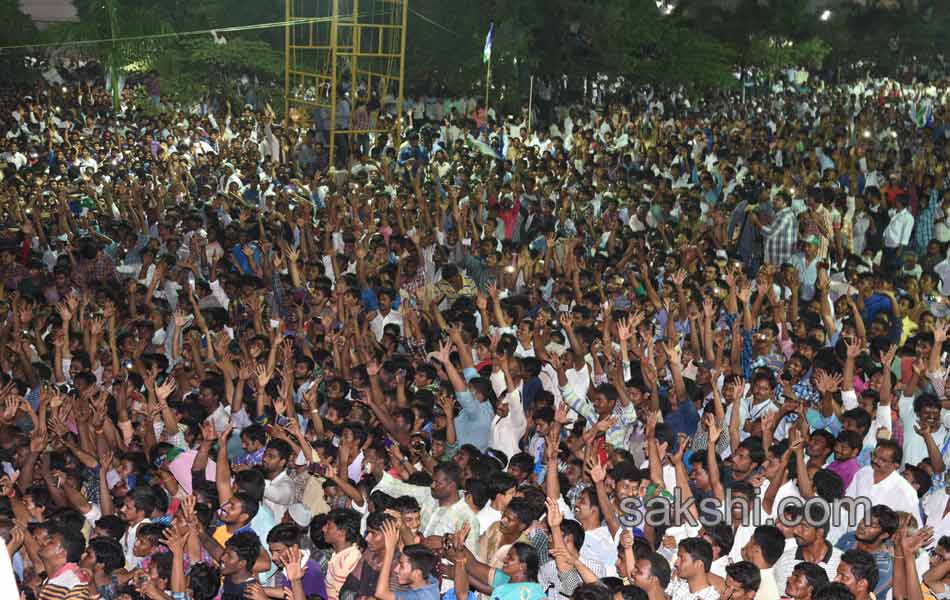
[528,75,534,134]
[485,57,491,114]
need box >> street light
[820,9,831,21]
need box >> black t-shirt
[220,577,256,600]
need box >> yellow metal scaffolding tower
[284,0,408,167]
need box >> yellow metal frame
[284,0,408,167]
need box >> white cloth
[883,209,914,248]
[580,525,619,577]
[263,470,295,523]
[845,466,922,526]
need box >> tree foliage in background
[6,0,950,108]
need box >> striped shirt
[326,545,362,600]
[39,564,90,600]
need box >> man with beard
[833,505,897,599]
[261,439,296,523]
[783,562,829,600]
[372,462,480,553]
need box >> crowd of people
[3,61,950,600]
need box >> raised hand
[155,378,177,403]
[586,457,606,483]
[704,413,722,443]
[545,497,564,528]
[673,433,691,462]
[255,364,272,388]
[283,545,306,581]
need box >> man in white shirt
[845,439,922,528]
[882,194,914,273]
[368,289,402,342]
[118,488,156,569]
[898,392,949,469]
[261,439,296,523]
[741,526,785,600]
[666,537,720,600]
[475,472,517,533]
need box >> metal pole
[527,75,534,133]
[485,59,491,115]
[329,0,339,167]
[396,0,408,142]
[284,0,291,125]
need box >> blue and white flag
[483,22,494,64]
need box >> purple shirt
[276,558,328,600]
[827,457,860,490]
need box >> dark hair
[88,537,125,572]
[644,552,672,589]
[511,541,540,580]
[617,585,649,600]
[810,430,836,453]
[365,511,398,533]
[571,583,612,600]
[225,531,262,572]
[391,495,422,514]
[751,525,785,567]
[402,544,438,577]
[876,439,902,466]
[327,508,362,544]
[813,582,856,600]
[702,523,734,556]
[792,562,830,594]
[187,562,222,600]
[841,408,872,437]
[869,505,898,537]
[434,462,463,488]
[129,487,159,517]
[508,452,535,475]
[904,465,932,498]
[505,498,537,529]
[152,552,174,583]
[560,519,586,550]
[610,461,640,485]
[234,469,266,502]
[836,430,863,451]
[487,472,518,499]
[738,437,765,466]
[266,523,303,546]
[678,537,713,572]
[232,493,260,522]
[812,470,844,503]
[914,393,941,415]
[726,560,761,593]
[136,523,166,548]
[94,515,128,540]
[466,479,490,509]
[58,529,87,564]
[840,549,879,591]
[267,438,294,463]
[241,424,268,446]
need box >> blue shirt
[395,577,440,600]
[490,571,545,600]
[835,532,892,598]
[454,367,494,451]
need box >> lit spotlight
[820,10,831,21]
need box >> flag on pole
[466,134,501,160]
[912,99,934,128]
[483,22,494,64]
